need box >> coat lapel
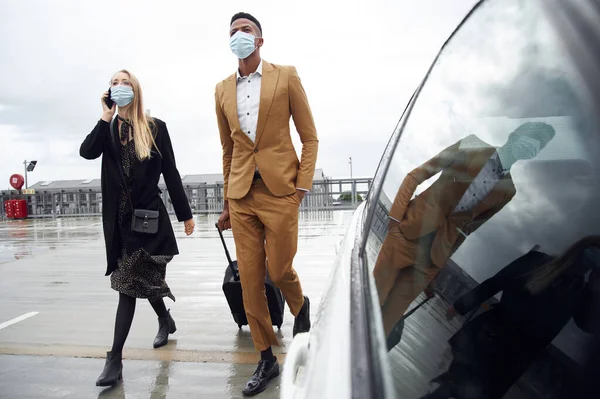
[255,61,279,145]
[109,117,121,158]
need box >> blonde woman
[80,70,195,386]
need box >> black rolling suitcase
[215,223,285,329]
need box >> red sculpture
[9,174,25,191]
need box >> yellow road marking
[0,342,287,364]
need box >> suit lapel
[255,61,279,145]
[222,73,254,146]
[466,147,497,178]
[223,75,239,130]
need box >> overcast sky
[0,0,477,187]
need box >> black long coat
[449,250,587,398]
[80,117,192,276]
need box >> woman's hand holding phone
[101,89,116,122]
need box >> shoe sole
[242,368,280,397]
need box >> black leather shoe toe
[242,357,280,396]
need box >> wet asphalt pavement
[0,211,353,399]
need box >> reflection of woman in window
[423,236,600,399]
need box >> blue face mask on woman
[111,85,134,107]
[230,31,257,60]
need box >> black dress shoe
[242,357,280,396]
[386,318,405,351]
[153,309,177,348]
[293,296,311,337]
[96,351,123,386]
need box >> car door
[355,0,600,398]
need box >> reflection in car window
[363,0,600,398]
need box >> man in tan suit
[215,12,318,396]
[377,122,555,350]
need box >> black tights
[110,293,169,354]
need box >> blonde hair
[113,69,159,160]
[525,236,600,295]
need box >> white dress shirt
[236,60,262,143]
[388,151,506,225]
[453,152,506,213]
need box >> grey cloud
[1,0,477,184]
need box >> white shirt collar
[236,60,263,80]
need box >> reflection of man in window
[375,122,555,345]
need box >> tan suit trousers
[229,179,305,351]
[373,223,441,335]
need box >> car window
[361,0,600,397]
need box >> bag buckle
[143,213,149,228]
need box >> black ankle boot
[242,357,280,396]
[96,351,123,386]
[153,309,177,348]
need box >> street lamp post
[23,160,28,189]
[349,157,353,180]
[23,160,38,189]
[349,157,354,206]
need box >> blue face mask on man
[230,31,257,60]
[111,85,134,107]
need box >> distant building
[2,169,330,216]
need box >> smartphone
[104,87,114,108]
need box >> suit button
[254,148,258,153]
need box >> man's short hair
[509,122,556,148]
[231,12,262,35]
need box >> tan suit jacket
[215,61,319,200]
[389,135,517,266]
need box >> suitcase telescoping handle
[215,223,239,281]
[400,295,433,321]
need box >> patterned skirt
[111,182,175,302]
[110,249,175,302]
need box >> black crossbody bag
[110,118,159,235]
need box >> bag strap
[215,223,239,281]
[400,295,433,321]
